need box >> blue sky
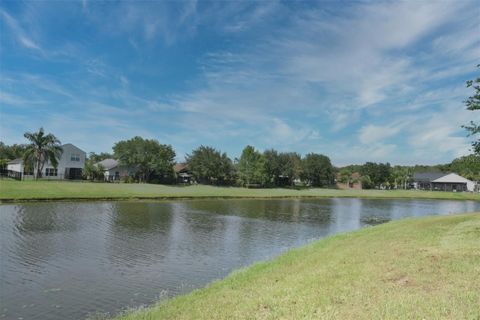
[0,1,479,165]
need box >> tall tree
[113,136,175,183]
[186,146,235,185]
[338,168,353,188]
[449,154,480,181]
[278,152,302,186]
[22,128,63,180]
[237,145,267,186]
[263,149,281,186]
[463,65,480,154]
[301,153,334,187]
[360,162,392,188]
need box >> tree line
[1,133,479,187]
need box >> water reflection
[0,198,479,320]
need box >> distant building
[413,172,475,192]
[7,143,86,180]
[174,163,194,184]
[95,158,136,181]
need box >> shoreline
[2,192,480,204]
[112,213,480,320]
[1,179,479,203]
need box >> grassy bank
[114,213,480,319]
[1,180,479,202]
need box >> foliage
[263,149,281,186]
[360,175,374,189]
[463,65,480,154]
[113,136,175,183]
[301,153,334,187]
[237,146,267,186]
[389,166,413,189]
[22,128,63,180]
[263,150,302,186]
[338,168,355,187]
[0,142,28,160]
[360,162,392,188]
[449,154,480,181]
[186,146,235,185]
[88,152,113,163]
[83,161,104,181]
[279,152,302,186]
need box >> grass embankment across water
[1,180,479,202]
[113,213,480,320]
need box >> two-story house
[7,143,86,179]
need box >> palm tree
[23,128,63,180]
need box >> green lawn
[112,213,480,320]
[1,180,479,202]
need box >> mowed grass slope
[115,213,480,320]
[1,180,480,201]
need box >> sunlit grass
[112,213,480,320]
[1,180,479,201]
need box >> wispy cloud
[0,9,42,52]
[0,1,478,164]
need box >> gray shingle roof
[95,158,118,170]
[413,172,447,182]
[7,158,22,164]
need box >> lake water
[1,198,479,319]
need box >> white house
[413,172,476,192]
[95,158,135,181]
[7,143,86,180]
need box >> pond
[1,198,479,319]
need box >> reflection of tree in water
[14,203,81,233]
[106,202,175,268]
[10,203,84,271]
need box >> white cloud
[0,9,43,52]
[358,124,402,145]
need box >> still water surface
[1,198,479,319]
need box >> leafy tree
[390,166,412,189]
[237,145,267,186]
[360,175,374,189]
[83,161,104,181]
[278,152,302,186]
[301,153,334,187]
[463,65,480,154]
[88,152,113,163]
[263,149,281,186]
[360,162,392,188]
[0,142,28,160]
[449,154,480,181]
[263,150,302,186]
[113,136,175,183]
[186,146,235,185]
[22,128,63,180]
[338,168,353,187]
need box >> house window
[71,154,80,161]
[45,168,58,176]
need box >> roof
[432,173,473,184]
[174,163,189,173]
[413,172,447,182]
[61,143,86,154]
[95,158,119,170]
[413,172,473,184]
[7,158,22,165]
